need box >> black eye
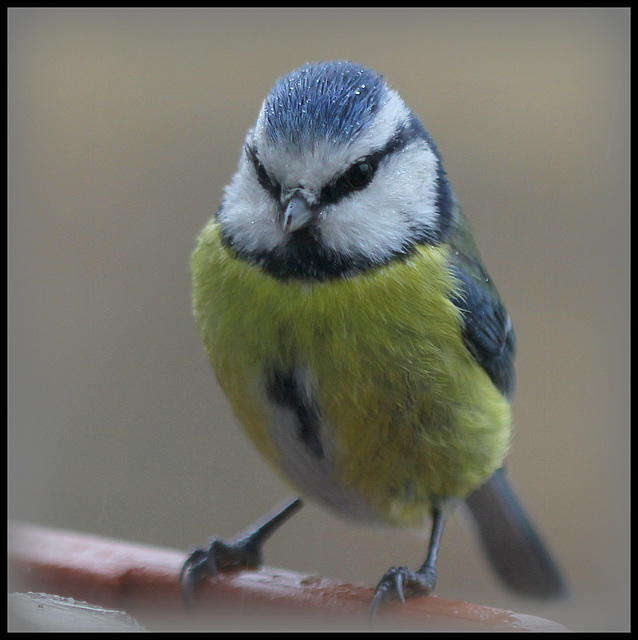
[342,159,375,190]
[320,158,377,206]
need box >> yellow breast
[192,221,511,526]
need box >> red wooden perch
[8,522,568,632]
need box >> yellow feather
[192,220,510,526]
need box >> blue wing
[449,263,516,398]
[443,198,516,398]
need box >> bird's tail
[464,467,566,599]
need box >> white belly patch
[255,365,383,523]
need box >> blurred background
[8,8,629,631]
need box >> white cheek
[319,141,440,260]
[218,160,284,253]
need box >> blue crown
[261,61,386,149]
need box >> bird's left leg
[369,504,446,621]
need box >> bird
[181,60,565,619]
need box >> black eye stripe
[320,158,376,205]
[246,121,414,208]
[319,124,412,206]
[246,145,280,200]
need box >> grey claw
[395,571,406,606]
[369,588,385,625]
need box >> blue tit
[181,61,565,616]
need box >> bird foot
[180,535,262,608]
[180,497,303,608]
[369,565,436,622]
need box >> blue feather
[263,61,386,149]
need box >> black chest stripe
[266,369,324,459]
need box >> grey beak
[282,195,314,233]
